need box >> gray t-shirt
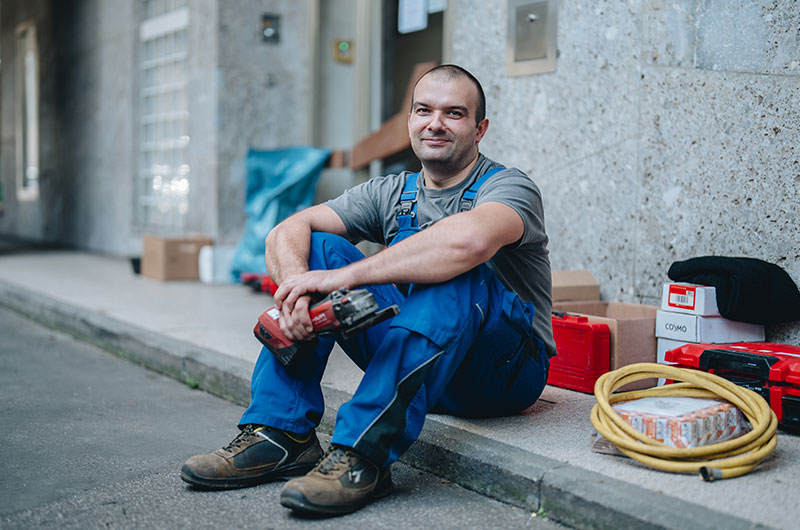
[325,154,555,357]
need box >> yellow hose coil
[590,363,778,481]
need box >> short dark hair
[412,64,486,125]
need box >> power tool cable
[590,362,778,481]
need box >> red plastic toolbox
[664,342,800,433]
[549,312,611,393]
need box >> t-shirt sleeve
[323,175,393,245]
[474,169,547,247]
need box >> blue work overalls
[240,170,550,468]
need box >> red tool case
[548,312,610,393]
[664,342,800,433]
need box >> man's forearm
[345,221,484,285]
[265,219,312,285]
[343,204,521,286]
[265,205,349,285]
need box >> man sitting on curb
[180,64,556,516]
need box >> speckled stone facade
[452,0,800,342]
[216,0,315,245]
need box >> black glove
[668,256,800,325]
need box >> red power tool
[254,288,399,368]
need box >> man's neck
[421,153,481,190]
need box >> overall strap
[397,172,420,228]
[459,167,504,212]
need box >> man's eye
[447,111,463,118]
[416,108,430,114]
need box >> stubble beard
[413,134,460,172]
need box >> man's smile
[421,136,451,146]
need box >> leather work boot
[180,424,323,489]
[279,445,393,516]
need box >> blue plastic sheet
[230,147,330,282]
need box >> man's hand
[274,268,357,340]
[263,205,350,341]
[278,294,315,342]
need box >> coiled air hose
[590,363,778,481]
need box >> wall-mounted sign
[398,0,428,34]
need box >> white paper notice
[398,0,428,34]
[428,0,447,13]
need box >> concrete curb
[0,279,768,530]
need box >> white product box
[198,245,236,284]
[657,338,689,386]
[661,283,720,316]
[655,310,765,343]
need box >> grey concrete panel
[695,0,800,76]
[636,67,800,338]
[643,0,697,67]
[186,0,220,241]
[216,0,315,245]
[451,1,642,181]
[542,138,640,302]
[45,0,136,255]
[644,1,800,76]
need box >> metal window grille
[135,0,190,233]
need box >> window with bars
[135,0,190,233]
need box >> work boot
[180,424,323,489]
[279,445,393,516]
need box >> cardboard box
[655,310,765,343]
[551,269,600,302]
[552,301,659,390]
[661,283,720,316]
[141,235,213,281]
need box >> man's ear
[475,118,489,144]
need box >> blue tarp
[230,147,330,282]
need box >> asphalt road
[0,306,566,529]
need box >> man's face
[408,74,488,172]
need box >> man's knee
[390,265,496,349]
[308,233,365,271]
[407,263,496,301]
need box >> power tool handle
[307,295,340,333]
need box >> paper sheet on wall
[398,0,428,34]
[428,0,446,13]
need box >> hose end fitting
[700,467,723,482]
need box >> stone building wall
[451,0,799,342]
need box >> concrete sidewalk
[0,248,796,529]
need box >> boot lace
[223,424,260,452]
[316,446,351,475]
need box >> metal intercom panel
[506,0,557,76]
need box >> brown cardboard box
[552,300,659,390]
[551,269,600,302]
[141,235,213,281]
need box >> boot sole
[279,476,393,516]
[180,461,316,490]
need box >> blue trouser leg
[331,265,550,467]
[241,233,549,468]
[239,233,404,434]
